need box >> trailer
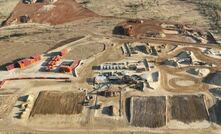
[59,59,81,73]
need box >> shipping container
[60,66,72,73]
[17,59,33,69]
[30,55,42,61]
[46,54,62,71]
[59,59,80,73]
[6,64,15,71]
[30,59,35,64]
[71,59,81,70]
[59,48,69,56]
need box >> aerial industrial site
[0,0,221,133]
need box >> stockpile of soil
[4,0,98,25]
[126,95,209,128]
[209,99,221,125]
[65,43,105,60]
[113,20,162,37]
[30,91,85,116]
[128,96,166,128]
[168,95,209,123]
[203,71,221,86]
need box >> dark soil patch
[128,96,166,128]
[30,91,85,116]
[168,95,209,123]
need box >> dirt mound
[127,96,166,128]
[203,71,221,86]
[30,91,85,116]
[169,95,209,123]
[113,19,162,37]
[3,0,98,25]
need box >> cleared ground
[0,17,121,66]
[158,46,221,93]
[66,42,105,59]
[0,95,17,119]
[168,95,209,123]
[0,0,221,133]
[30,91,85,116]
[129,96,166,128]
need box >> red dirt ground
[4,0,98,25]
[115,19,207,36]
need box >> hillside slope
[3,0,97,25]
[0,0,18,24]
[77,0,221,39]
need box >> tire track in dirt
[158,46,221,93]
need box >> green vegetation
[197,0,221,34]
[182,0,221,36]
